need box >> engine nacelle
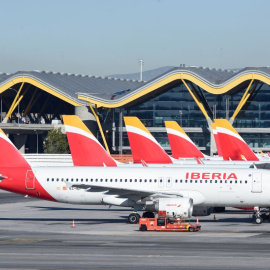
[154,198,193,218]
[193,206,213,216]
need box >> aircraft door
[25,170,35,190]
[166,177,172,188]
[252,172,262,193]
[158,177,164,188]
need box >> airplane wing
[70,183,183,199]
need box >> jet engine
[152,198,193,218]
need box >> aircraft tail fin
[63,115,117,166]
[211,123,223,157]
[165,121,204,158]
[214,119,259,161]
[124,117,172,164]
[0,129,30,168]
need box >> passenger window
[86,179,88,182]
[130,179,132,182]
[105,179,108,182]
[125,179,127,182]
[56,178,59,182]
[91,179,93,182]
[52,179,54,182]
[47,178,49,182]
[215,180,217,183]
[76,179,79,182]
[95,179,98,182]
[185,180,188,183]
[195,180,197,183]
[200,180,202,183]
[159,179,162,183]
[154,179,157,183]
[71,179,73,182]
[245,180,248,184]
[220,180,222,183]
[225,180,227,183]
[101,179,103,182]
[110,179,113,182]
[135,179,137,182]
[140,179,142,182]
[190,180,192,183]
[175,180,178,183]
[235,180,237,184]
[120,179,122,182]
[180,180,183,183]
[81,179,83,182]
[144,179,147,182]
[240,180,242,184]
[149,179,152,183]
[168,179,171,183]
[115,179,117,182]
[61,178,64,182]
[230,180,232,184]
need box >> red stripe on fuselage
[0,167,57,201]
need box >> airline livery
[0,127,269,224]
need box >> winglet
[63,115,117,166]
[165,121,204,158]
[214,119,259,161]
[124,117,172,164]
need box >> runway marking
[0,238,47,244]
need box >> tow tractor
[139,211,201,232]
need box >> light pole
[9,88,20,124]
[34,130,38,154]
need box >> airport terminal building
[0,66,270,154]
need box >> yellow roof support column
[230,79,258,123]
[23,88,37,116]
[181,79,211,123]
[4,83,24,122]
[88,102,110,154]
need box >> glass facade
[105,80,270,153]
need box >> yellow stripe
[78,72,270,108]
[211,123,216,130]
[214,119,238,135]
[0,77,82,107]
[165,121,186,135]
[62,115,94,135]
[123,117,152,136]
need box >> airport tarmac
[0,190,270,270]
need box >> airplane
[214,119,267,161]
[165,120,211,159]
[211,123,223,157]
[64,115,253,169]
[124,117,265,166]
[0,127,269,225]
[63,115,117,167]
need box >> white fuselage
[33,166,270,208]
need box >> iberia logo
[177,204,181,208]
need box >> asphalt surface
[0,190,270,270]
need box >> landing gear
[142,211,155,218]
[253,206,263,224]
[128,213,141,224]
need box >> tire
[142,211,155,218]
[189,227,195,232]
[255,217,263,224]
[128,213,139,224]
[140,225,147,231]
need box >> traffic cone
[72,220,76,228]
[196,217,199,225]
[213,215,216,222]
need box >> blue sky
[1,0,270,76]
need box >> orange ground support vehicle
[139,212,201,232]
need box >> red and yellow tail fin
[214,119,259,161]
[124,117,172,164]
[63,115,117,166]
[165,121,204,158]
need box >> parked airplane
[63,115,117,167]
[211,123,223,157]
[214,119,263,161]
[0,128,269,224]
[165,120,206,159]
